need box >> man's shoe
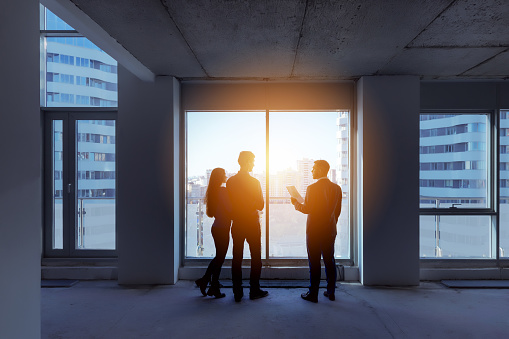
[195,278,208,296]
[207,286,226,299]
[323,291,335,301]
[301,291,318,303]
[249,289,269,300]
[234,293,243,302]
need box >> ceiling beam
[41,0,155,82]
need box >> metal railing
[420,196,509,258]
[75,197,115,250]
[186,195,350,258]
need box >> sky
[187,111,343,177]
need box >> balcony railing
[54,197,115,250]
[420,196,509,258]
[186,196,350,259]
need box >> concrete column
[0,1,42,338]
[357,76,420,286]
[117,67,180,284]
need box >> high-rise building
[269,168,298,198]
[297,158,314,196]
[42,7,118,250]
[205,169,212,187]
[41,7,118,108]
[335,111,350,258]
[336,111,349,190]
[419,114,491,258]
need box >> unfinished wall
[357,76,420,286]
[0,1,42,338]
[117,67,180,284]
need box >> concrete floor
[42,280,509,339]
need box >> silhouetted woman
[195,168,232,298]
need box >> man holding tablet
[290,160,342,303]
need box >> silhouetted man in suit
[291,160,342,302]
[227,151,268,302]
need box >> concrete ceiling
[68,0,509,80]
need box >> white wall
[0,1,42,338]
[117,66,180,284]
[357,76,420,286]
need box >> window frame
[43,108,117,258]
[498,109,509,263]
[182,109,355,267]
[419,110,498,262]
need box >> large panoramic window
[419,113,494,258]
[40,5,118,107]
[186,111,350,260]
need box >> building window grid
[41,6,118,108]
[47,53,117,75]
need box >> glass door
[44,111,117,257]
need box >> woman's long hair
[204,168,225,218]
